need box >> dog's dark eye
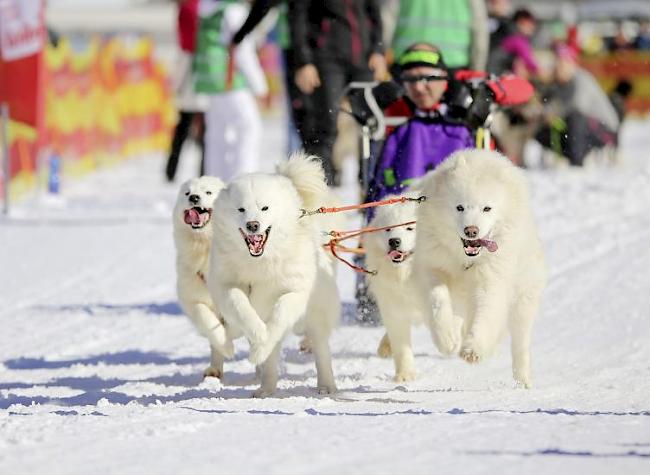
[483,206,491,212]
[261,206,268,211]
[206,191,212,195]
[238,208,245,213]
[406,227,414,231]
[385,228,392,233]
[456,205,464,212]
[185,191,190,196]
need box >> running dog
[208,152,341,397]
[416,149,547,388]
[173,176,234,379]
[365,193,429,382]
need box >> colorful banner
[580,51,650,115]
[1,32,174,201]
[43,36,174,179]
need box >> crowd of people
[164,0,644,189]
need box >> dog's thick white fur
[173,176,234,379]
[208,152,341,397]
[416,149,547,388]
[365,192,430,382]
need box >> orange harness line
[300,195,425,218]
[307,195,426,275]
[324,220,417,275]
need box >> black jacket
[288,0,383,68]
[232,0,282,46]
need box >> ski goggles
[400,71,448,84]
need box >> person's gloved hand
[443,80,474,121]
[466,83,495,128]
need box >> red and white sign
[0,0,44,61]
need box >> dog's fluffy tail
[276,151,329,210]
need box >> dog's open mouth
[184,207,212,229]
[461,238,498,257]
[387,250,412,263]
[239,226,271,257]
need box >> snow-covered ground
[1,119,650,474]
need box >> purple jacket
[368,118,474,204]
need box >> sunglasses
[401,73,448,84]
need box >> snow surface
[1,119,650,474]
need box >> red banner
[0,0,45,127]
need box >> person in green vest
[391,0,489,71]
[194,0,269,181]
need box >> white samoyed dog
[416,149,547,388]
[173,176,234,379]
[364,192,430,382]
[208,152,342,397]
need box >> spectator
[634,19,650,50]
[288,0,387,186]
[609,79,634,123]
[231,0,305,154]
[194,0,269,182]
[487,0,514,63]
[165,0,208,182]
[535,44,619,166]
[391,0,489,71]
[488,8,539,78]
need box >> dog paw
[377,333,392,358]
[460,347,482,364]
[394,369,417,383]
[248,340,276,366]
[317,384,337,395]
[431,315,462,356]
[249,322,268,346]
[513,369,532,389]
[203,366,224,379]
[514,378,532,389]
[433,329,461,356]
[252,386,275,398]
[299,335,312,353]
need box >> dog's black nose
[246,221,260,233]
[388,237,401,249]
[189,194,200,204]
[464,225,479,238]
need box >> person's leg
[231,89,263,176]
[564,111,590,166]
[165,110,194,181]
[282,49,304,154]
[196,112,206,176]
[203,95,227,178]
[303,59,347,185]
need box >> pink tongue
[184,209,201,226]
[479,239,498,252]
[388,250,403,259]
[249,234,264,252]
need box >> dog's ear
[276,151,328,209]
[453,153,469,172]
